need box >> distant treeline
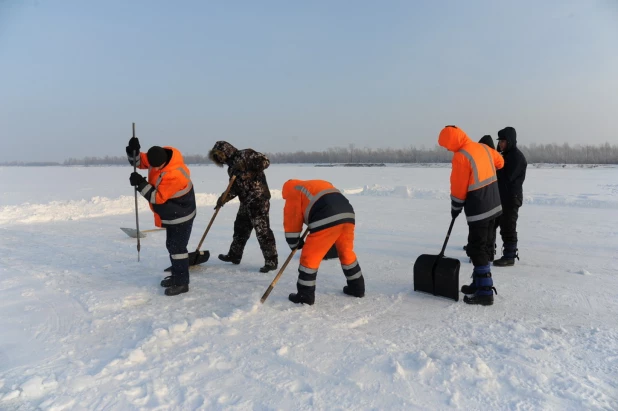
[2,142,617,166]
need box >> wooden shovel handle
[192,175,237,264]
[260,228,310,304]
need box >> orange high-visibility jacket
[438,126,504,222]
[135,147,196,227]
[282,179,355,249]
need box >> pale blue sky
[1,0,617,162]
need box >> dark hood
[497,127,517,152]
[479,135,495,150]
[209,141,238,166]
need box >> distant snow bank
[0,191,280,225]
[350,184,618,209]
[2,182,617,225]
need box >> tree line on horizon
[2,142,617,166]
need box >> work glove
[229,161,246,177]
[296,238,305,250]
[130,172,146,187]
[214,194,227,209]
[126,137,141,156]
[451,207,462,220]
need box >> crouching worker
[438,126,504,305]
[282,179,365,305]
[126,137,196,296]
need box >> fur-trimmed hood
[209,141,238,166]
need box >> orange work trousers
[299,223,357,270]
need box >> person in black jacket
[493,127,527,266]
[209,141,278,273]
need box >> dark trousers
[466,217,497,267]
[496,198,521,247]
[166,218,194,285]
[229,200,278,265]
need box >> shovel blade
[413,253,460,301]
[164,250,210,272]
[120,227,147,238]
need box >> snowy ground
[1,164,617,410]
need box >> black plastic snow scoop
[164,250,210,272]
[120,227,166,238]
[413,217,460,302]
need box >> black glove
[214,194,227,209]
[296,238,305,250]
[451,208,462,220]
[126,137,141,156]
[130,172,146,187]
[229,161,246,177]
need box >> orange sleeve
[450,152,469,202]
[137,152,150,170]
[491,148,504,170]
[283,192,304,249]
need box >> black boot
[463,272,496,306]
[259,260,278,273]
[343,286,365,298]
[165,284,189,296]
[460,280,476,295]
[161,276,173,288]
[288,292,315,305]
[343,275,365,298]
[463,292,494,305]
[493,255,516,266]
[218,253,241,264]
[494,245,518,267]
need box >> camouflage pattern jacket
[209,141,271,204]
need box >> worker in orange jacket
[282,179,365,305]
[438,126,504,305]
[126,137,196,296]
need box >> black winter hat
[479,135,495,150]
[497,127,516,141]
[147,146,168,167]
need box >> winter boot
[259,259,278,273]
[460,276,476,295]
[161,276,173,288]
[493,244,518,267]
[218,253,241,265]
[165,284,189,296]
[288,292,315,305]
[343,274,365,298]
[463,269,497,306]
[343,286,365,298]
[288,282,315,305]
[461,264,490,295]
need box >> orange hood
[282,179,302,199]
[438,126,472,152]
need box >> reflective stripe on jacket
[438,126,505,222]
[282,179,355,249]
[136,146,196,227]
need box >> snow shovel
[260,228,309,304]
[120,227,166,238]
[413,217,460,301]
[163,176,237,272]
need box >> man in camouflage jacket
[209,141,278,273]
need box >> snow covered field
[1,164,617,410]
